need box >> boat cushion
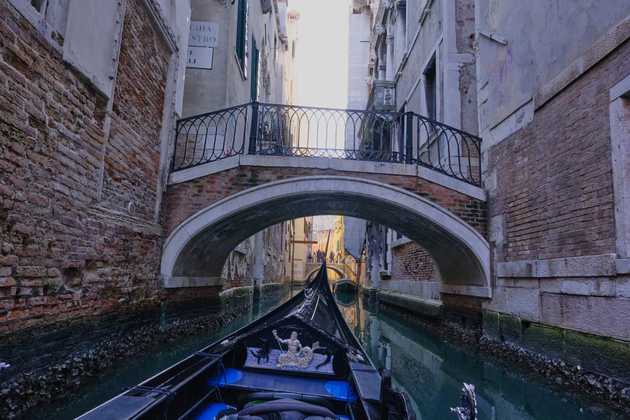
[194,402,236,420]
[207,369,357,402]
[238,398,336,418]
[208,368,244,386]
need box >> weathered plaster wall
[182,0,229,115]
[347,5,371,110]
[475,0,630,135]
[183,0,287,117]
[395,0,444,115]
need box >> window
[235,0,248,74]
[424,55,437,120]
[10,0,69,48]
[378,42,387,79]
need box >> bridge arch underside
[162,177,490,298]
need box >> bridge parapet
[173,102,482,186]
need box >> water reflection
[335,290,620,420]
[27,286,621,420]
[27,293,291,420]
[334,287,357,306]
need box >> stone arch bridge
[162,102,489,303]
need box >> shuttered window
[235,0,248,74]
[250,37,259,100]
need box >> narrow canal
[29,288,621,419]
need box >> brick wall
[483,38,630,343]
[100,0,170,220]
[391,242,435,281]
[0,0,169,335]
[164,166,487,237]
[487,40,630,262]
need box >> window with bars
[235,0,248,75]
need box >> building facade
[348,0,455,301]
[349,0,630,372]
[0,0,304,334]
[477,1,630,347]
[182,0,296,289]
[0,0,191,333]
[284,216,314,285]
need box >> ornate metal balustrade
[172,102,482,186]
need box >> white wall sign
[187,46,214,70]
[189,21,218,48]
[187,21,217,70]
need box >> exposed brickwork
[488,39,630,262]
[0,0,169,335]
[101,0,170,220]
[164,166,487,237]
[391,242,435,281]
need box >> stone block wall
[0,0,171,335]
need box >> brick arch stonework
[162,167,489,298]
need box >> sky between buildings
[288,0,351,232]
[289,0,351,109]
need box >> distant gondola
[77,261,415,420]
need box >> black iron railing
[172,102,482,186]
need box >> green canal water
[30,290,622,419]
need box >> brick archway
[162,175,490,298]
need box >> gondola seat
[220,398,338,420]
[207,369,357,402]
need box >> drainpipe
[290,220,295,297]
[253,231,264,305]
